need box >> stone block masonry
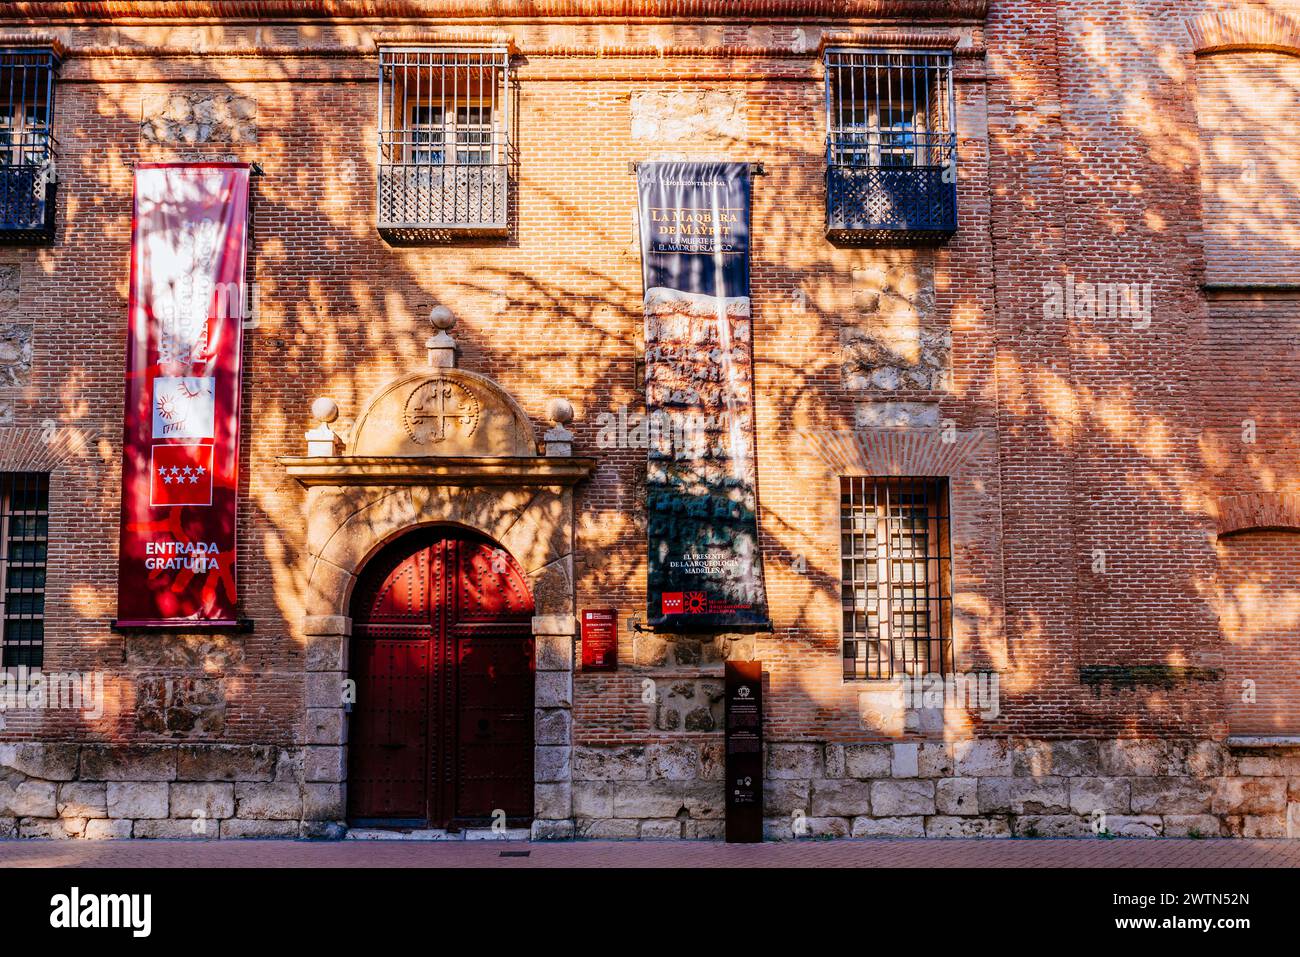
[140,91,257,144]
[565,739,1300,841]
[0,743,343,839]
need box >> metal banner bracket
[629,161,765,176]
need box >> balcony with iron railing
[376,48,511,244]
[0,48,58,245]
[825,129,957,245]
[824,49,957,246]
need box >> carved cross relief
[403,378,482,445]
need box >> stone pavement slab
[1,837,1296,868]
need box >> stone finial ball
[547,397,574,425]
[429,305,456,331]
[311,396,339,424]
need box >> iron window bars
[840,477,953,680]
[377,47,510,241]
[825,49,957,244]
[1,473,49,667]
[0,48,58,244]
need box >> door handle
[380,742,404,750]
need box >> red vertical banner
[117,163,251,626]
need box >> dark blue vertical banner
[638,161,770,630]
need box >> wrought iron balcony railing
[826,154,957,245]
[377,162,507,241]
[0,161,56,244]
[376,47,511,243]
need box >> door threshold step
[346,827,532,842]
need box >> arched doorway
[347,526,535,829]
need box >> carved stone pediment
[348,368,538,458]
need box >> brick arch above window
[1187,10,1300,58]
[1216,491,1300,537]
[796,426,992,477]
[0,426,100,475]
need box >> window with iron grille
[1,473,49,667]
[824,49,956,243]
[0,48,58,244]
[377,48,510,241]
[840,477,953,680]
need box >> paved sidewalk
[1,837,1296,868]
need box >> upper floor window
[825,49,956,245]
[0,47,58,244]
[840,476,952,680]
[407,104,496,166]
[1,473,48,668]
[377,47,510,241]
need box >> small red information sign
[581,608,618,671]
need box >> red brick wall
[1,2,1298,760]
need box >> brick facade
[1,0,1298,840]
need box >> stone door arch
[293,479,585,838]
[284,353,593,838]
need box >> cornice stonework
[0,31,65,55]
[0,0,990,23]
[0,17,986,62]
[280,455,598,486]
[55,40,984,61]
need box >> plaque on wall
[581,608,618,671]
[724,660,763,843]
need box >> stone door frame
[290,468,592,838]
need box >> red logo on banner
[661,592,684,615]
[149,445,214,507]
[684,591,708,614]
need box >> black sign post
[724,660,763,843]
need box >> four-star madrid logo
[149,444,214,507]
[661,591,708,615]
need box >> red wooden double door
[347,527,535,828]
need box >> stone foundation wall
[0,743,344,840]
[565,739,1300,841]
[570,742,726,840]
[5,737,1298,839]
